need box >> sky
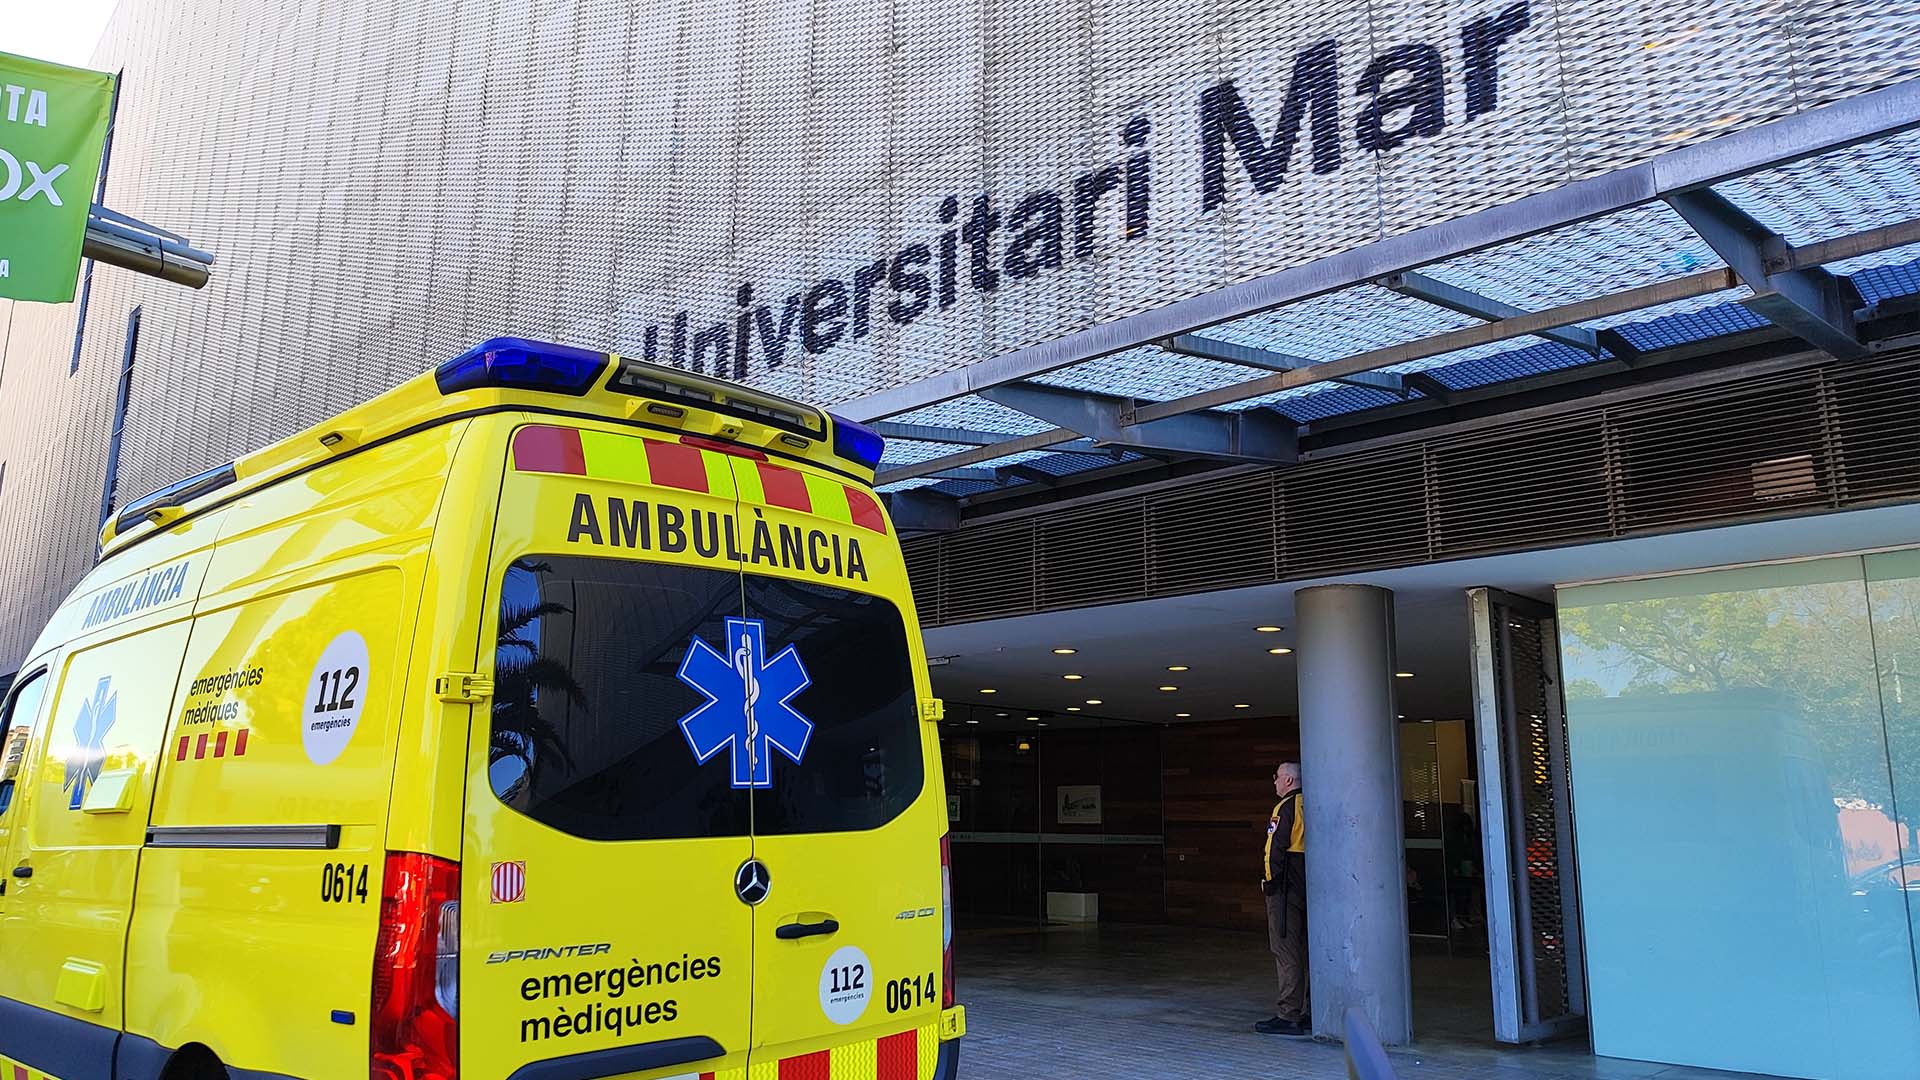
[8,0,122,68]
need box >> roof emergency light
[829,414,885,471]
[434,337,608,396]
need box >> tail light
[372,852,460,1080]
[941,834,954,1008]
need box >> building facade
[6,0,1920,667]
[6,0,1920,1075]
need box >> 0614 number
[322,862,368,904]
[886,971,937,1013]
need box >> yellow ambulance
[0,339,963,1080]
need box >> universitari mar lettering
[632,0,1533,382]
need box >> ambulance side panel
[122,428,463,1077]
[0,514,224,1080]
[0,662,73,1080]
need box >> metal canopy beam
[871,421,1007,445]
[1162,334,1405,394]
[1376,271,1602,355]
[1130,269,1738,421]
[884,490,960,532]
[836,79,1920,423]
[1402,372,1455,404]
[996,464,1059,487]
[1663,189,1868,360]
[874,207,1920,484]
[871,421,1024,445]
[978,381,1297,463]
[922,467,999,482]
[870,421,1103,453]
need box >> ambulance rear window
[744,573,924,835]
[490,556,923,840]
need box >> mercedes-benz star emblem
[735,858,771,905]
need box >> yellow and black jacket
[1263,789,1306,899]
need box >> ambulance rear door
[726,456,948,1076]
[461,423,754,1079]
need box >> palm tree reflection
[491,559,582,806]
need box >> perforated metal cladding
[1494,611,1572,1019]
[903,349,1920,626]
[4,0,1920,672]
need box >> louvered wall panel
[1281,448,1431,577]
[901,349,1920,628]
[1826,355,1920,504]
[1428,417,1611,558]
[1146,474,1280,595]
[939,519,1039,622]
[1608,375,1834,531]
[1038,501,1149,609]
[903,541,945,625]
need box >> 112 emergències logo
[0,51,114,304]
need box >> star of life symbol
[65,676,117,810]
[676,617,813,788]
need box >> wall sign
[1057,785,1103,825]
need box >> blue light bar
[435,337,608,397]
[829,413,885,471]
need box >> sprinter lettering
[566,494,868,582]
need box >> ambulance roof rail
[111,461,237,536]
[605,353,827,440]
[437,337,837,447]
[100,338,881,557]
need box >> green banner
[0,52,114,304]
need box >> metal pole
[80,226,213,289]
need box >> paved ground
[954,923,1778,1080]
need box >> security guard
[1257,761,1309,1036]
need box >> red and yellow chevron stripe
[1,1053,60,1080]
[513,425,886,535]
[693,1023,942,1080]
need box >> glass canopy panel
[1203,284,1482,362]
[875,477,945,492]
[888,396,1055,436]
[1415,202,1725,314]
[1031,347,1268,398]
[876,439,983,466]
[1715,129,1920,251]
[1844,252,1920,301]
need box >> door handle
[775,918,840,940]
[11,866,30,878]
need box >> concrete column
[1294,583,1412,1045]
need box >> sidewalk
[953,924,1776,1080]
